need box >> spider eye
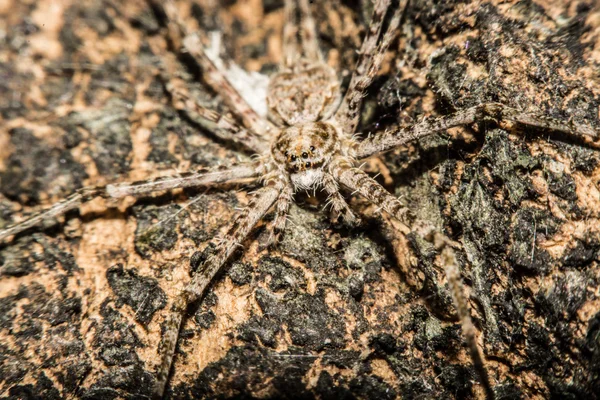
[305,162,311,168]
[309,146,315,151]
[302,152,308,159]
[291,154,297,161]
[284,151,288,156]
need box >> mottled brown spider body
[272,122,340,188]
[267,64,341,126]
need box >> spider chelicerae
[1,0,599,399]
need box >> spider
[1,0,599,399]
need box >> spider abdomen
[267,63,340,126]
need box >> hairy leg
[428,231,495,399]
[263,183,294,247]
[322,173,359,225]
[282,0,323,68]
[329,157,410,229]
[0,163,262,242]
[152,181,283,399]
[147,0,274,137]
[330,154,494,397]
[298,0,323,64]
[354,102,600,159]
[335,0,407,133]
[161,62,269,153]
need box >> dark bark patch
[106,263,167,326]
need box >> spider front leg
[262,182,294,248]
[355,102,600,159]
[152,179,284,399]
[418,228,495,400]
[0,163,261,243]
[331,156,494,398]
[440,244,495,399]
[330,157,411,231]
[322,173,360,226]
[415,228,494,400]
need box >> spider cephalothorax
[272,122,340,189]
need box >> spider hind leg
[147,0,275,137]
[282,0,323,68]
[335,0,408,134]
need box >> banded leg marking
[148,0,274,137]
[330,157,410,226]
[0,164,261,242]
[162,65,269,153]
[355,102,600,159]
[336,0,407,133]
[322,173,359,226]
[152,182,282,399]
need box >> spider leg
[152,180,283,399]
[282,0,323,68]
[282,0,300,68]
[334,0,407,133]
[322,173,360,226]
[355,102,600,159]
[331,155,494,397]
[263,182,294,247]
[330,157,410,230]
[0,163,262,243]
[147,0,275,137]
[297,0,323,64]
[428,230,495,399]
[331,154,494,397]
[161,62,269,153]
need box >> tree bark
[0,0,599,399]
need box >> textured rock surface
[1,0,599,399]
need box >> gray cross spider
[1,0,598,399]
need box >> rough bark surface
[1,0,599,399]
